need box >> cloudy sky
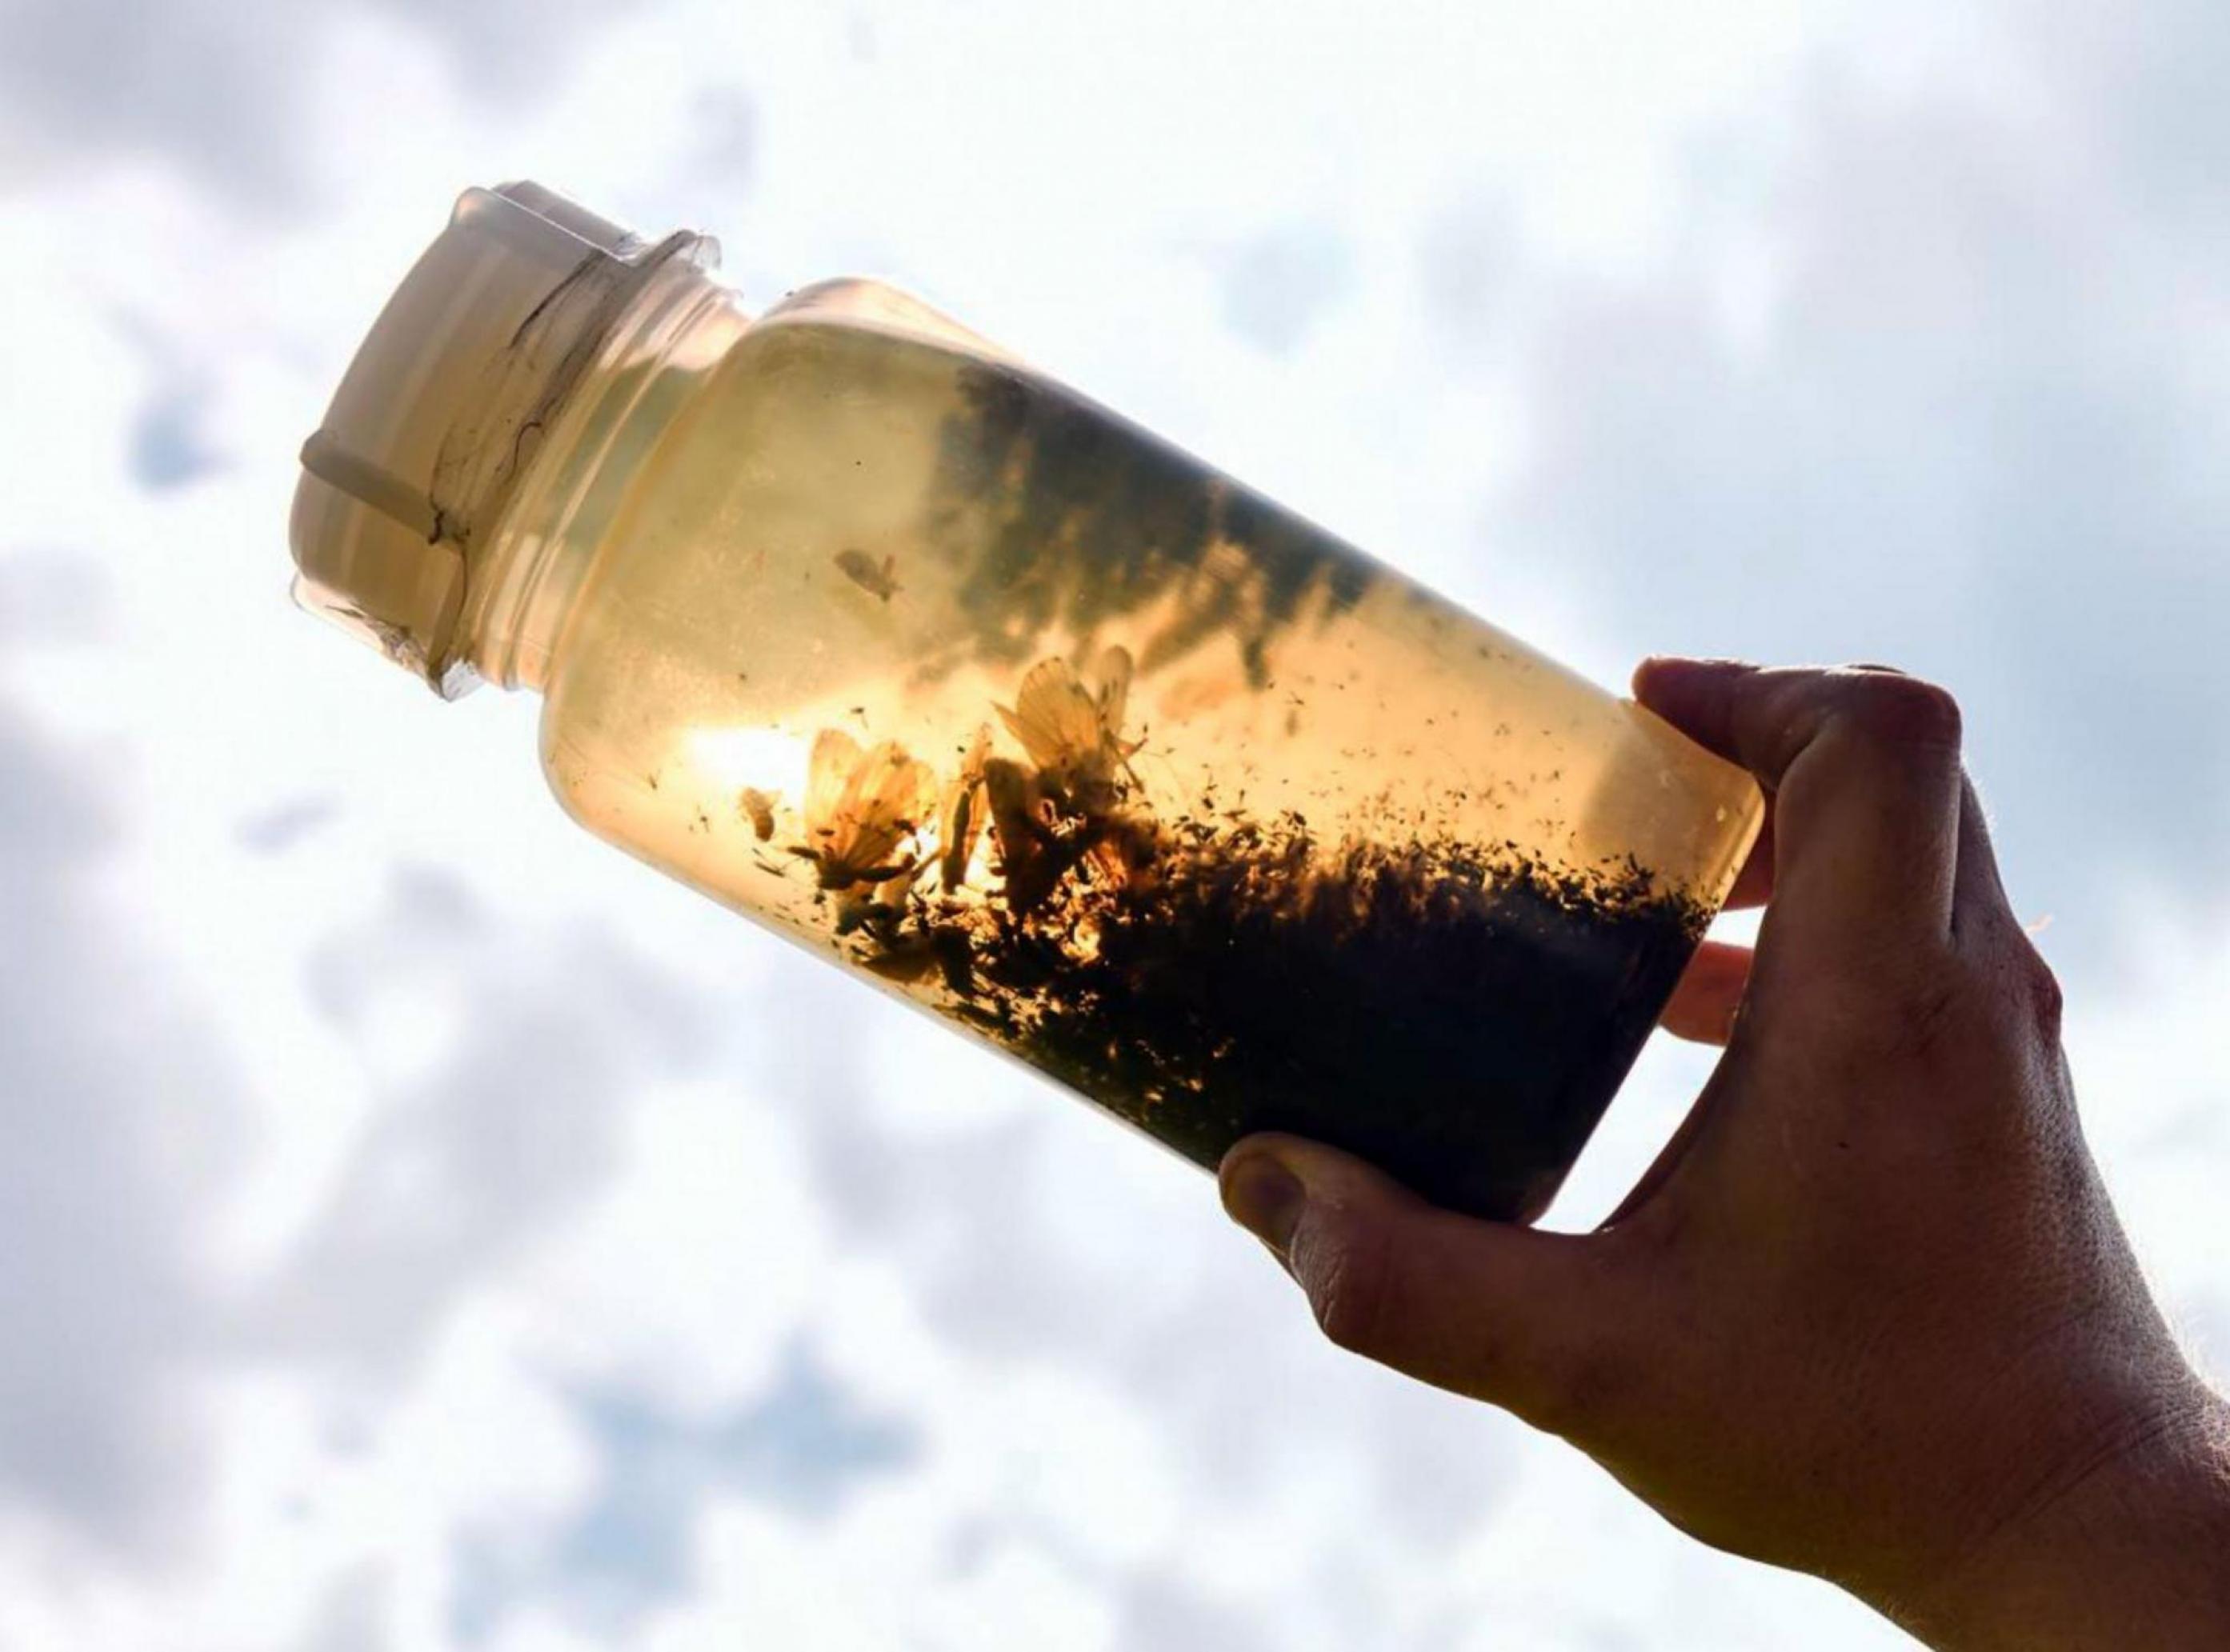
[1,2,2225,1647]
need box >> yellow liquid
[538,312,1758,1218]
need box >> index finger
[1633,658,1965,954]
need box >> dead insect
[983,756,1071,917]
[790,729,935,895]
[834,549,901,603]
[995,646,1143,815]
[738,787,780,842]
[1085,808,1161,891]
[936,725,993,891]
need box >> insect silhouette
[791,730,934,897]
[834,549,902,603]
[738,787,779,842]
[936,725,993,892]
[995,646,1143,816]
[982,756,1086,918]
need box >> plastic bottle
[291,182,1763,1222]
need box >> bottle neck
[460,259,751,693]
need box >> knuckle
[2011,942,2065,1039]
[1300,1222,1395,1356]
[1836,669,1964,750]
[1957,927,2065,1049]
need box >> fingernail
[1221,1151,1307,1257]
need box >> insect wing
[998,657,1102,772]
[1091,645,1134,741]
[805,729,865,832]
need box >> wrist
[1892,1386,2230,1650]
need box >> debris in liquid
[542,329,1741,1222]
[738,787,779,842]
[764,650,1703,1222]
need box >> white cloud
[0,0,649,206]
[1479,14,2230,950]
[0,703,241,1562]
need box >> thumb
[1219,1134,1632,1435]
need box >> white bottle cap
[289,182,711,694]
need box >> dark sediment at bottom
[883,816,1707,1223]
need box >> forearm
[1893,1389,2230,1651]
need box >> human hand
[1219,659,2228,1647]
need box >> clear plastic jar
[291,183,1762,1221]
